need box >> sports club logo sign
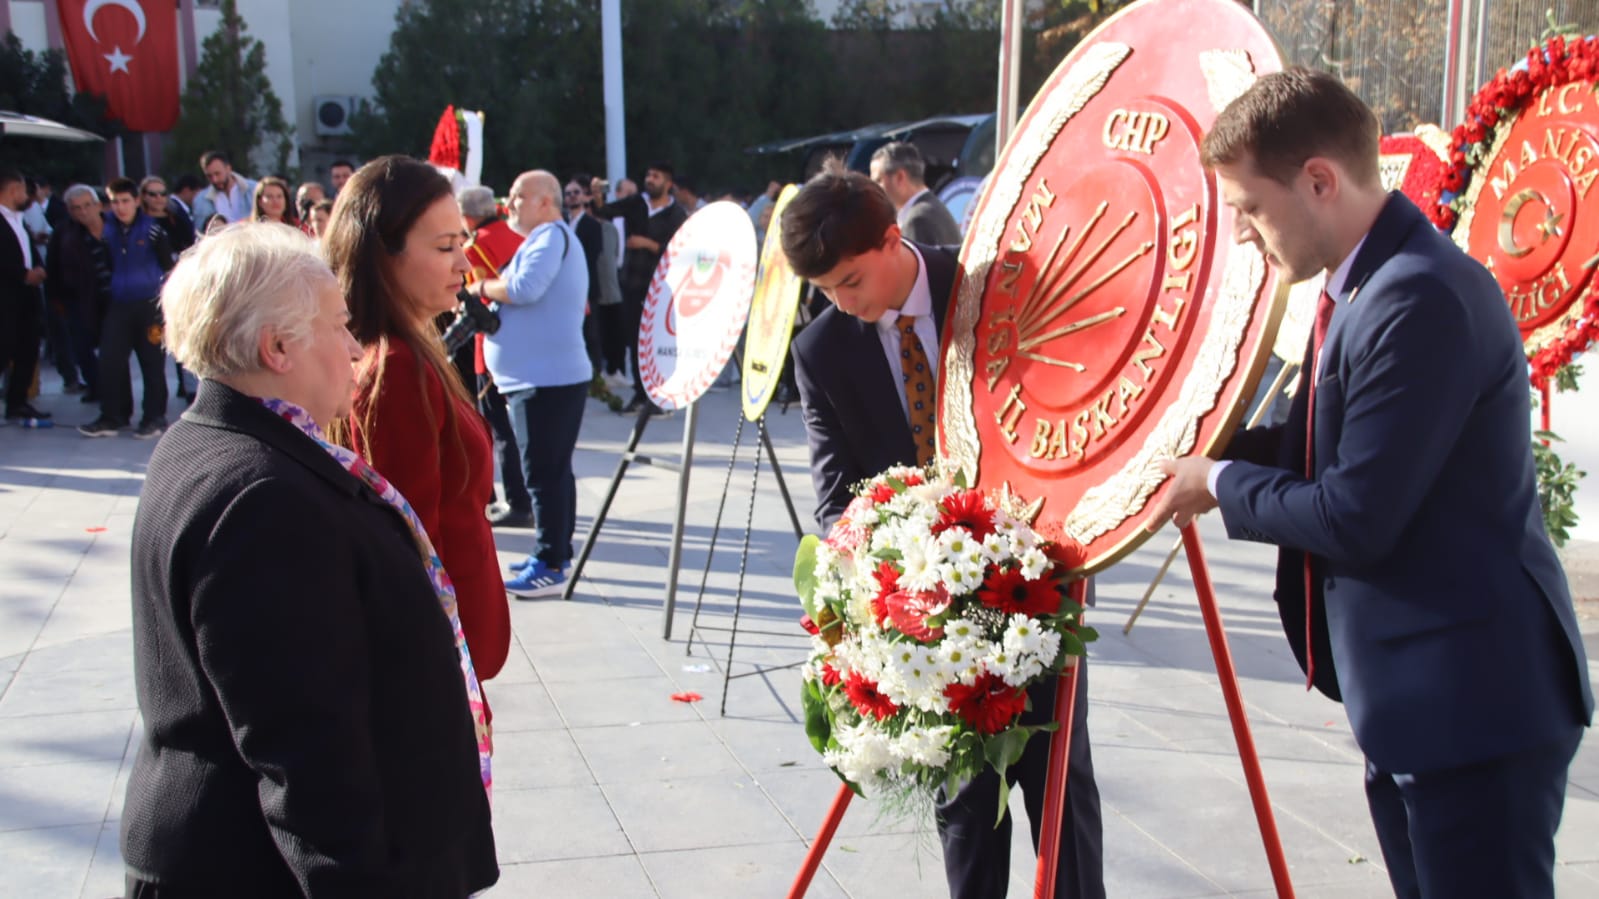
[741,184,805,421]
[59,0,180,132]
[939,0,1285,572]
[638,202,758,410]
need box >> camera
[441,290,501,354]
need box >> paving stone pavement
[2,378,1596,898]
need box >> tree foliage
[354,0,1134,194]
[0,33,113,187]
[164,0,293,179]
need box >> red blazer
[349,339,511,684]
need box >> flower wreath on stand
[795,465,1096,821]
[428,104,467,175]
[1435,34,1599,387]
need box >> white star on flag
[104,46,133,74]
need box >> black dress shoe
[488,506,535,528]
[5,404,52,420]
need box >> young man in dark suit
[781,167,1105,899]
[1153,68,1592,898]
[0,169,50,422]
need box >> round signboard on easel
[639,202,759,411]
[741,185,804,421]
[937,0,1287,573]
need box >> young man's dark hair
[568,172,593,192]
[779,166,897,279]
[199,150,230,169]
[0,169,22,190]
[106,176,138,198]
[173,173,204,194]
[645,160,674,179]
[1200,66,1380,187]
[329,159,355,172]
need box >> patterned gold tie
[898,315,937,466]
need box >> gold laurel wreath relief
[941,41,1134,486]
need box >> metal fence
[1255,0,1599,133]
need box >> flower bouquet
[795,465,1096,820]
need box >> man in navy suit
[1152,68,1592,898]
[782,167,1105,899]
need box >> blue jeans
[477,375,532,512]
[502,381,588,568]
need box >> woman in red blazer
[324,156,511,703]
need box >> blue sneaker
[506,561,566,599]
[508,554,538,574]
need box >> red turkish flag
[58,0,180,133]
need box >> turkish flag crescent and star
[58,0,180,132]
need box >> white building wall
[6,0,47,47]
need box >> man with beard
[596,162,688,414]
[564,174,606,376]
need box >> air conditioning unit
[313,95,357,137]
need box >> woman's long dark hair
[322,155,474,472]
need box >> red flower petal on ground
[843,671,899,721]
[883,587,950,642]
[932,489,997,540]
[944,673,1028,734]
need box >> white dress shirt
[2,204,34,270]
[874,242,939,423]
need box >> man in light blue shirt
[468,170,590,598]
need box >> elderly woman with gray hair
[121,223,497,898]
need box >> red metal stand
[786,783,853,899]
[1540,381,1552,443]
[1181,524,1296,899]
[1032,580,1087,899]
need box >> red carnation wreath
[1438,34,1599,387]
[1378,132,1451,223]
[428,105,466,173]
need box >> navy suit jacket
[792,242,957,531]
[1217,193,1593,773]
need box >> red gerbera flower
[870,560,900,627]
[932,488,996,540]
[977,566,1063,617]
[843,671,899,721]
[944,672,1028,734]
[869,482,897,504]
[820,662,842,687]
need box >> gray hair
[459,185,498,220]
[63,183,99,205]
[161,223,337,380]
[871,141,926,183]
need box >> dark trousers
[67,307,100,394]
[1,285,43,412]
[582,308,603,375]
[503,380,588,568]
[99,299,168,426]
[477,374,532,512]
[937,659,1104,899]
[1365,725,1582,898]
[596,303,626,375]
[44,296,78,385]
[623,294,649,403]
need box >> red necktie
[1302,289,1337,688]
[898,315,937,466]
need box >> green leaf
[1076,625,1100,644]
[994,776,1011,827]
[954,468,969,489]
[885,476,908,493]
[794,535,821,620]
[801,679,832,755]
[872,547,904,561]
[1060,630,1088,658]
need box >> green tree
[164,0,294,179]
[0,33,113,187]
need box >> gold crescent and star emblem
[1498,189,1565,258]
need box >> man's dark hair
[1200,66,1380,187]
[646,160,675,180]
[313,198,335,214]
[780,165,897,279]
[674,174,697,195]
[199,150,230,169]
[0,169,23,190]
[106,177,138,198]
[173,173,204,193]
[568,172,593,192]
[871,141,926,183]
[330,159,356,173]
